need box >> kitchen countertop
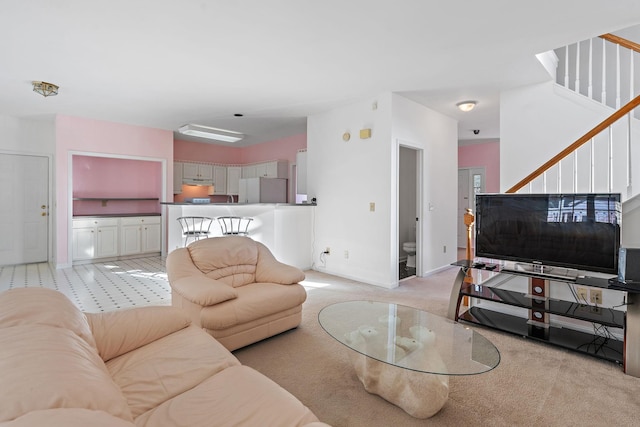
[161,202,316,206]
[73,213,161,218]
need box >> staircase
[506,32,640,203]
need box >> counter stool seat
[177,216,214,246]
[217,216,253,236]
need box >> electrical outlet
[324,247,330,255]
[344,250,349,259]
[590,289,603,305]
[576,287,588,302]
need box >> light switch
[369,202,375,212]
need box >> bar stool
[177,216,213,246]
[217,216,253,236]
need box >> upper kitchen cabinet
[212,165,227,195]
[173,161,183,194]
[226,166,242,195]
[244,160,289,179]
[183,162,213,181]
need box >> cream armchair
[166,236,307,351]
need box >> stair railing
[557,33,640,115]
[506,94,640,195]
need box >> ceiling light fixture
[178,124,244,143]
[32,81,59,97]
[456,100,477,112]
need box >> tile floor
[0,256,171,312]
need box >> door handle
[41,212,47,216]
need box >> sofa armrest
[171,276,238,306]
[85,306,191,362]
[255,242,305,284]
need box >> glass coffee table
[319,300,500,418]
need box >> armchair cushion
[171,276,238,306]
[188,236,257,287]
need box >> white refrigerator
[238,177,287,203]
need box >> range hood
[183,179,214,187]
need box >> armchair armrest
[255,242,305,284]
[171,276,238,306]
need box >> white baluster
[557,161,562,193]
[608,126,614,193]
[627,112,633,196]
[602,38,607,105]
[564,45,570,88]
[573,151,578,193]
[588,38,594,99]
[542,171,547,193]
[590,138,595,192]
[575,41,581,93]
[616,44,621,109]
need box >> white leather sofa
[0,288,329,427]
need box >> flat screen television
[475,193,621,275]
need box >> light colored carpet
[234,268,640,426]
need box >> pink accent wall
[72,155,162,215]
[173,133,306,165]
[174,139,242,163]
[239,133,306,165]
[458,141,500,193]
[55,115,174,266]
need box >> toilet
[403,242,416,268]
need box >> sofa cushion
[188,236,258,287]
[85,306,192,362]
[170,276,238,306]
[199,282,307,330]
[0,409,135,427]
[0,325,132,423]
[0,288,96,349]
[134,365,319,427]
[106,325,241,419]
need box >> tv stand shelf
[448,261,640,377]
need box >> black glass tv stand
[447,260,640,377]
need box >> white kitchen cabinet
[296,150,307,195]
[120,216,161,256]
[242,164,258,179]
[72,218,119,261]
[182,162,213,181]
[212,165,227,195]
[243,161,289,179]
[173,162,183,194]
[226,166,242,195]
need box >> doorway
[399,146,421,280]
[457,167,485,255]
[0,153,50,265]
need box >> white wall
[0,114,55,155]
[307,93,457,288]
[392,94,458,274]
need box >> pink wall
[55,115,174,266]
[239,133,306,165]
[72,155,162,215]
[173,133,306,165]
[458,141,500,193]
[174,139,242,164]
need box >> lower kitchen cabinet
[120,216,161,256]
[72,216,160,262]
[72,218,119,261]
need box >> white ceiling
[2,1,640,147]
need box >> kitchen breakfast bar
[162,202,315,270]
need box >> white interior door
[0,154,49,265]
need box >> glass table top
[319,300,500,375]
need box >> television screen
[475,193,621,275]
